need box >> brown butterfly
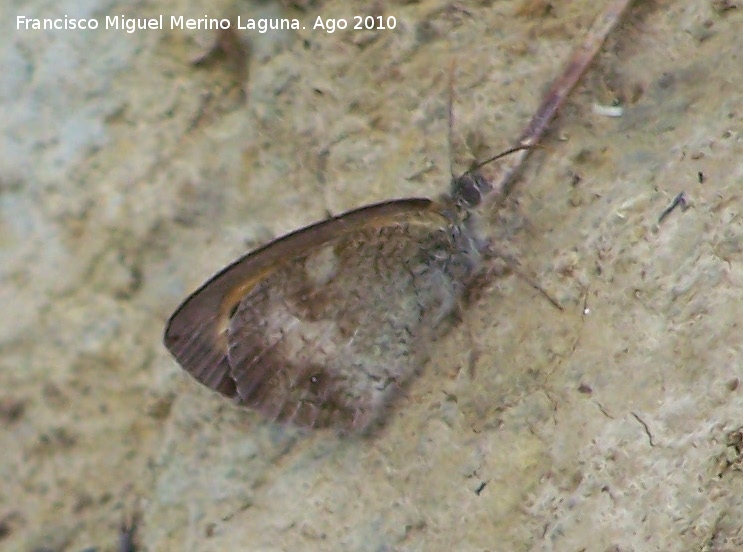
[164,165,505,432]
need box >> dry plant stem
[489,0,634,202]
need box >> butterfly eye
[452,172,490,207]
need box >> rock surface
[2,0,742,550]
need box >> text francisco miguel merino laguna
[17,15,300,33]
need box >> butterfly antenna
[466,144,530,175]
[447,58,457,183]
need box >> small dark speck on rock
[0,396,26,422]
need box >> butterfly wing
[164,198,482,430]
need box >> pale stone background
[1,0,742,550]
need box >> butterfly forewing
[164,198,483,430]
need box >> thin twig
[489,0,634,202]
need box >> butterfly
[164,166,504,431]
